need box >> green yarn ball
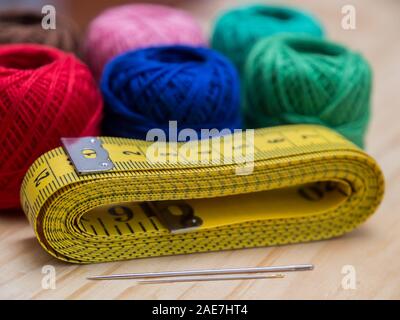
[211,4,324,75]
[244,34,372,148]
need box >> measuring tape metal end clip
[61,137,114,174]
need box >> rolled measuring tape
[20,125,384,264]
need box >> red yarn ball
[0,44,103,209]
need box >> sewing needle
[87,263,313,280]
[137,273,285,284]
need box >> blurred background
[1,0,399,150]
[0,0,398,145]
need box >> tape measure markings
[20,124,384,263]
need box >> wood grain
[1,0,399,299]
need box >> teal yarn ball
[211,4,324,75]
[244,34,372,148]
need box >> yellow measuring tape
[20,125,384,264]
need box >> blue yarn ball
[101,45,242,140]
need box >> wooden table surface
[1,0,399,299]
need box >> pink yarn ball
[84,4,207,79]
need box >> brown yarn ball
[0,10,81,55]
